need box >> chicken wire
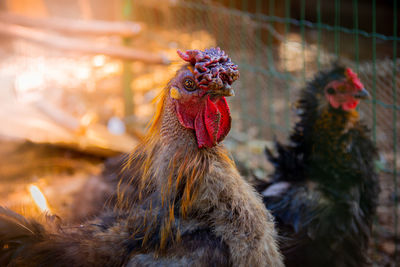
[128,0,399,265]
[0,0,398,265]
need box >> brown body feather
[116,85,283,265]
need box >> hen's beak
[210,87,235,97]
[353,88,370,99]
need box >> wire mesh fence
[129,0,399,265]
[0,0,398,265]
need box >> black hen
[258,65,380,267]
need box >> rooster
[257,65,379,267]
[0,48,283,267]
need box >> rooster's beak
[353,88,370,99]
[210,87,235,97]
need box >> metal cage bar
[240,0,250,130]
[372,0,377,143]
[392,1,398,264]
[316,0,321,71]
[284,0,291,129]
[353,0,359,72]
[122,0,133,116]
[255,0,264,135]
[267,0,276,133]
[300,0,306,82]
[334,0,340,57]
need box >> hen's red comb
[345,68,364,90]
[177,47,239,91]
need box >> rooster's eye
[326,87,336,95]
[183,79,196,91]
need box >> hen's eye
[183,79,196,91]
[326,87,336,95]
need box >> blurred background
[0,0,398,265]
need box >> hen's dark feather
[0,207,45,265]
[0,207,139,267]
[265,142,306,183]
[0,206,228,267]
[259,65,380,267]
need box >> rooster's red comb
[177,47,239,91]
[345,68,364,90]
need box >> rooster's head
[169,48,239,148]
[322,66,369,111]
